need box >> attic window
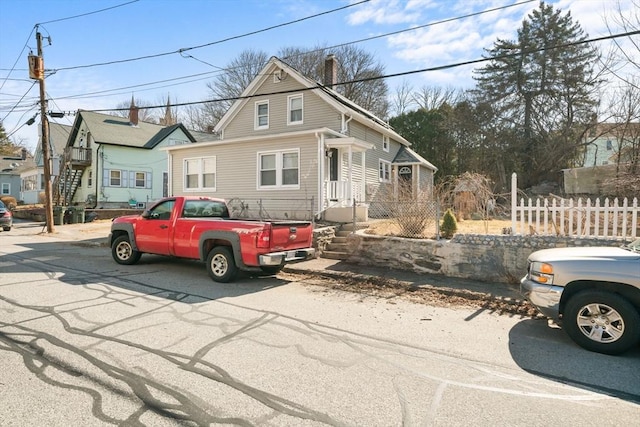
[255,100,269,130]
[273,70,282,83]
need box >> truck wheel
[564,290,640,355]
[206,247,237,283]
[112,235,141,265]
[260,265,284,275]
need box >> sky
[0,0,636,153]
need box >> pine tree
[473,1,601,188]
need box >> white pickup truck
[521,239,640,355]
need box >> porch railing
[324,180,363,206]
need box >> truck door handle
[160,225,168,229]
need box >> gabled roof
[0,150,35,175]
[392,145,437,171]
[215,56,411,146]
[33,122,73,165]
[67,111,196,149]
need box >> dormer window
[288,94,303,125]
[255,100,269,130]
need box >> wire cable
[80,29,640,114]
[53,0,371,72]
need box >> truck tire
[206,247,238,283]
[112,235,142,265]
[564,290,640,355]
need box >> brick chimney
[129,95,139,126]
[324,54,338,90]
[21,147,27,160]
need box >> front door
[398,165,413,199]
[327,148,339,201]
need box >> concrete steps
[320,223,367,260]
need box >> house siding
[223,74,342,139]
[170,134,319,219]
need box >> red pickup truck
[108,196,315,282]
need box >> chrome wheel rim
[211,254,228,277]
[116,242,131,260]
[576,302,624,343]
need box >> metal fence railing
[363,198,439,238]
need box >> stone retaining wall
[343,232,628,284]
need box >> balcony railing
[64,147,92,166]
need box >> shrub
[441,208,458,239]
[0,196,17,210]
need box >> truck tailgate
[269,221,313,250]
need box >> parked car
[0,200,12,231]
[109,196,315,282]
[521,240,640,355]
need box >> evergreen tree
[473,1,601,188]
[389,107,456,180]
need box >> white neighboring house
[20,122,71,204]
[165,56,437,222]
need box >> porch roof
[324,137,373,152]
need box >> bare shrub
[367,181,437,238]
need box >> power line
[12,0,535,107]
[53,0,371,72]
[36,0,140,25]
[84,30,640,115]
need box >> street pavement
[27,218,523,302]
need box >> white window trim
[132,171,151,189]
[255,100,269,130]
[183,156,216,192]
[379,159,391,183]
[1,183,10,195]
[110,170,122,187]
[382,135,390,152]
[257,148,300,190]
[287,94,303,125]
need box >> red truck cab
[108,196,315,282]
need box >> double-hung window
[288,94,303,125]
[379,160,391,183]
[382,135,390,152]
[184,156,216,191]
[134,172,147,188]
[258,149,299,189]
[110,170,122,187]
[255,100,269,130]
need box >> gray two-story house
[165,56,437,221]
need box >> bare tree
[390,79,415,116]
[413,85,460,111]
[204,49,270,126]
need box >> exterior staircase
[320,223,366,260]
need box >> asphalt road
[0,221,639,426]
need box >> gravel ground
[279,271,542,318]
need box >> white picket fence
[510,173,639,239]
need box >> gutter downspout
[96,144,103,208]
[341,114,352,134]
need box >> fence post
[311,196,315,226]
[511,173,517,234]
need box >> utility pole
[36,30,54,233]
